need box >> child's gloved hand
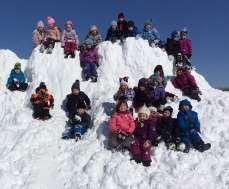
[74,115,81,122]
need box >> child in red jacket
[108,100,136,151]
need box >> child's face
[163,110,171,118]
[119,18,124,22]
[91,29,97,36]
[181,105,189,112]
[138,113,148,122]
[119,103,128,112]
[120,84,128,91]
[78,108,85,115]
[145,24,151,31]
[72,89,80,95]
[66,24,72,32]
[111,25,117,30]
[15,69,20,74]
[139,86,146,91]
[128,26,134,31]
[177,70,183,75]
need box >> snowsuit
[157,117,181,147]
[81,48,99,80]
[85,34,102,47]
[66,92,91,119]
[131,120,157,163]
[108,112,136,150]
[30,88,54,119]
[133,87,151,110]
[179,38,192,59]
[61,29,79,57]
[62,112,91,139]
[32,29,46,47]
[105,27,120,42]
[113,88,135,102]
[149,86,167,108]
[42,26,61,51]
[117,20,128,39]
[172,71,201,101]
[177,100,208,151]
[141,28,160,45]
[125,26,140,38]
[7,69,28,91]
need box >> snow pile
[0,38,229,189]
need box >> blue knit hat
[179,99,192,110]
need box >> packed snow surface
[0,38,229,189]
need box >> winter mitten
[74,115,81,122]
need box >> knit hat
[71,80,80,91]
[148,106,157,112]
[77,100,87,109]
[47,16,55,26]
[171,30,180,39]
[118,12,125,19]
[14,62,21,70]
[39,82,47,90]
[163,106,173,115]
[138,78,148,88]
[37,20,44,28]
[179,99,192,110]
[128,20,135,27]
[90,25,98,32]
[111,20,117,27]
[144,19,152,26]
[138,105,150,117]
[84,38,94,46]
[65,20,73,27]
[119,76,129,86]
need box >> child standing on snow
[157,106,181,150]
[108,100,136,151]
[7,62,28,92]
[117,12,128,41]
[32,20,46,47]
[131,106,157,167]
[62,101,91,141]
[177,99,211,153]
[40,16,61,54]
[85,25,102,47]
[140,20,160,47]
[61,20,79,58]
[30,82,54,120]
[172,68,201,101]
[81,39,99,82]
[105,21,120,43]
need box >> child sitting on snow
[125,20,140,38]
[61,20,79,58]
[131,105,157,167]
[32,20,46,47]
[108,100,136,151]
[140,20,160,47]
[85,25,102,47]
[40,16,61,54]
[66,80,91,119]
[172,68,201,101]
[62,101,91,141]
[30,82,54,120]
[177,99,211,153]
[7,62,28,92]
[81,39,99,82]
[105,20,120,43]
[157,106,181,150]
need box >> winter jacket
[157,117,180,143]
[85,34,102,46]
[177,100,200,135]
[172,71,198,91]
[149,86,166,101]
[134,119,158,145]
[117,20,128,37]
[66,92,91,119]
[105,27,120,42]
[166,38,181,56]
[141,28,160,42]
[113,88,135,102]
[109,112,136,134]
[61,29,79,47]
[149,73,167,87]
[179,38,192,57]
[125,26,140,38]
[30,89,54,109]
[81,48,99,64]
[7,69,26,86]
[32,29,46,47]
[133,87,151,109]
[45,26,61,41]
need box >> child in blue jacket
[177,99,211,153]
[7,62,28,91]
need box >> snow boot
[142,160,151,167]
[64,53,69,59]
[46,47,53,54]
[70,52,75,58]
[197,143,211,152]
[39,45,45,53]
[91,76,97,83]
[183,145,190,153]
[75,134,81,142]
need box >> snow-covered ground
[0,38,229,189]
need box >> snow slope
[0,38,229,189]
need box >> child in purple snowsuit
[131,106,157,167]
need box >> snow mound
[0,38,229,189]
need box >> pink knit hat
[47,16,55,26]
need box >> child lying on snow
[108,100,135,151]
[131,105,158,167]
[177,99,211,153]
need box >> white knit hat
[138,105,150,117]
[148,106,157,112]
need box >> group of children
[3,12,210,168]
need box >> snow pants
[83,63,98,79]
[62,124,87,139]
[8,82,28,92]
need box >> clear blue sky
[0,0,228,87]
